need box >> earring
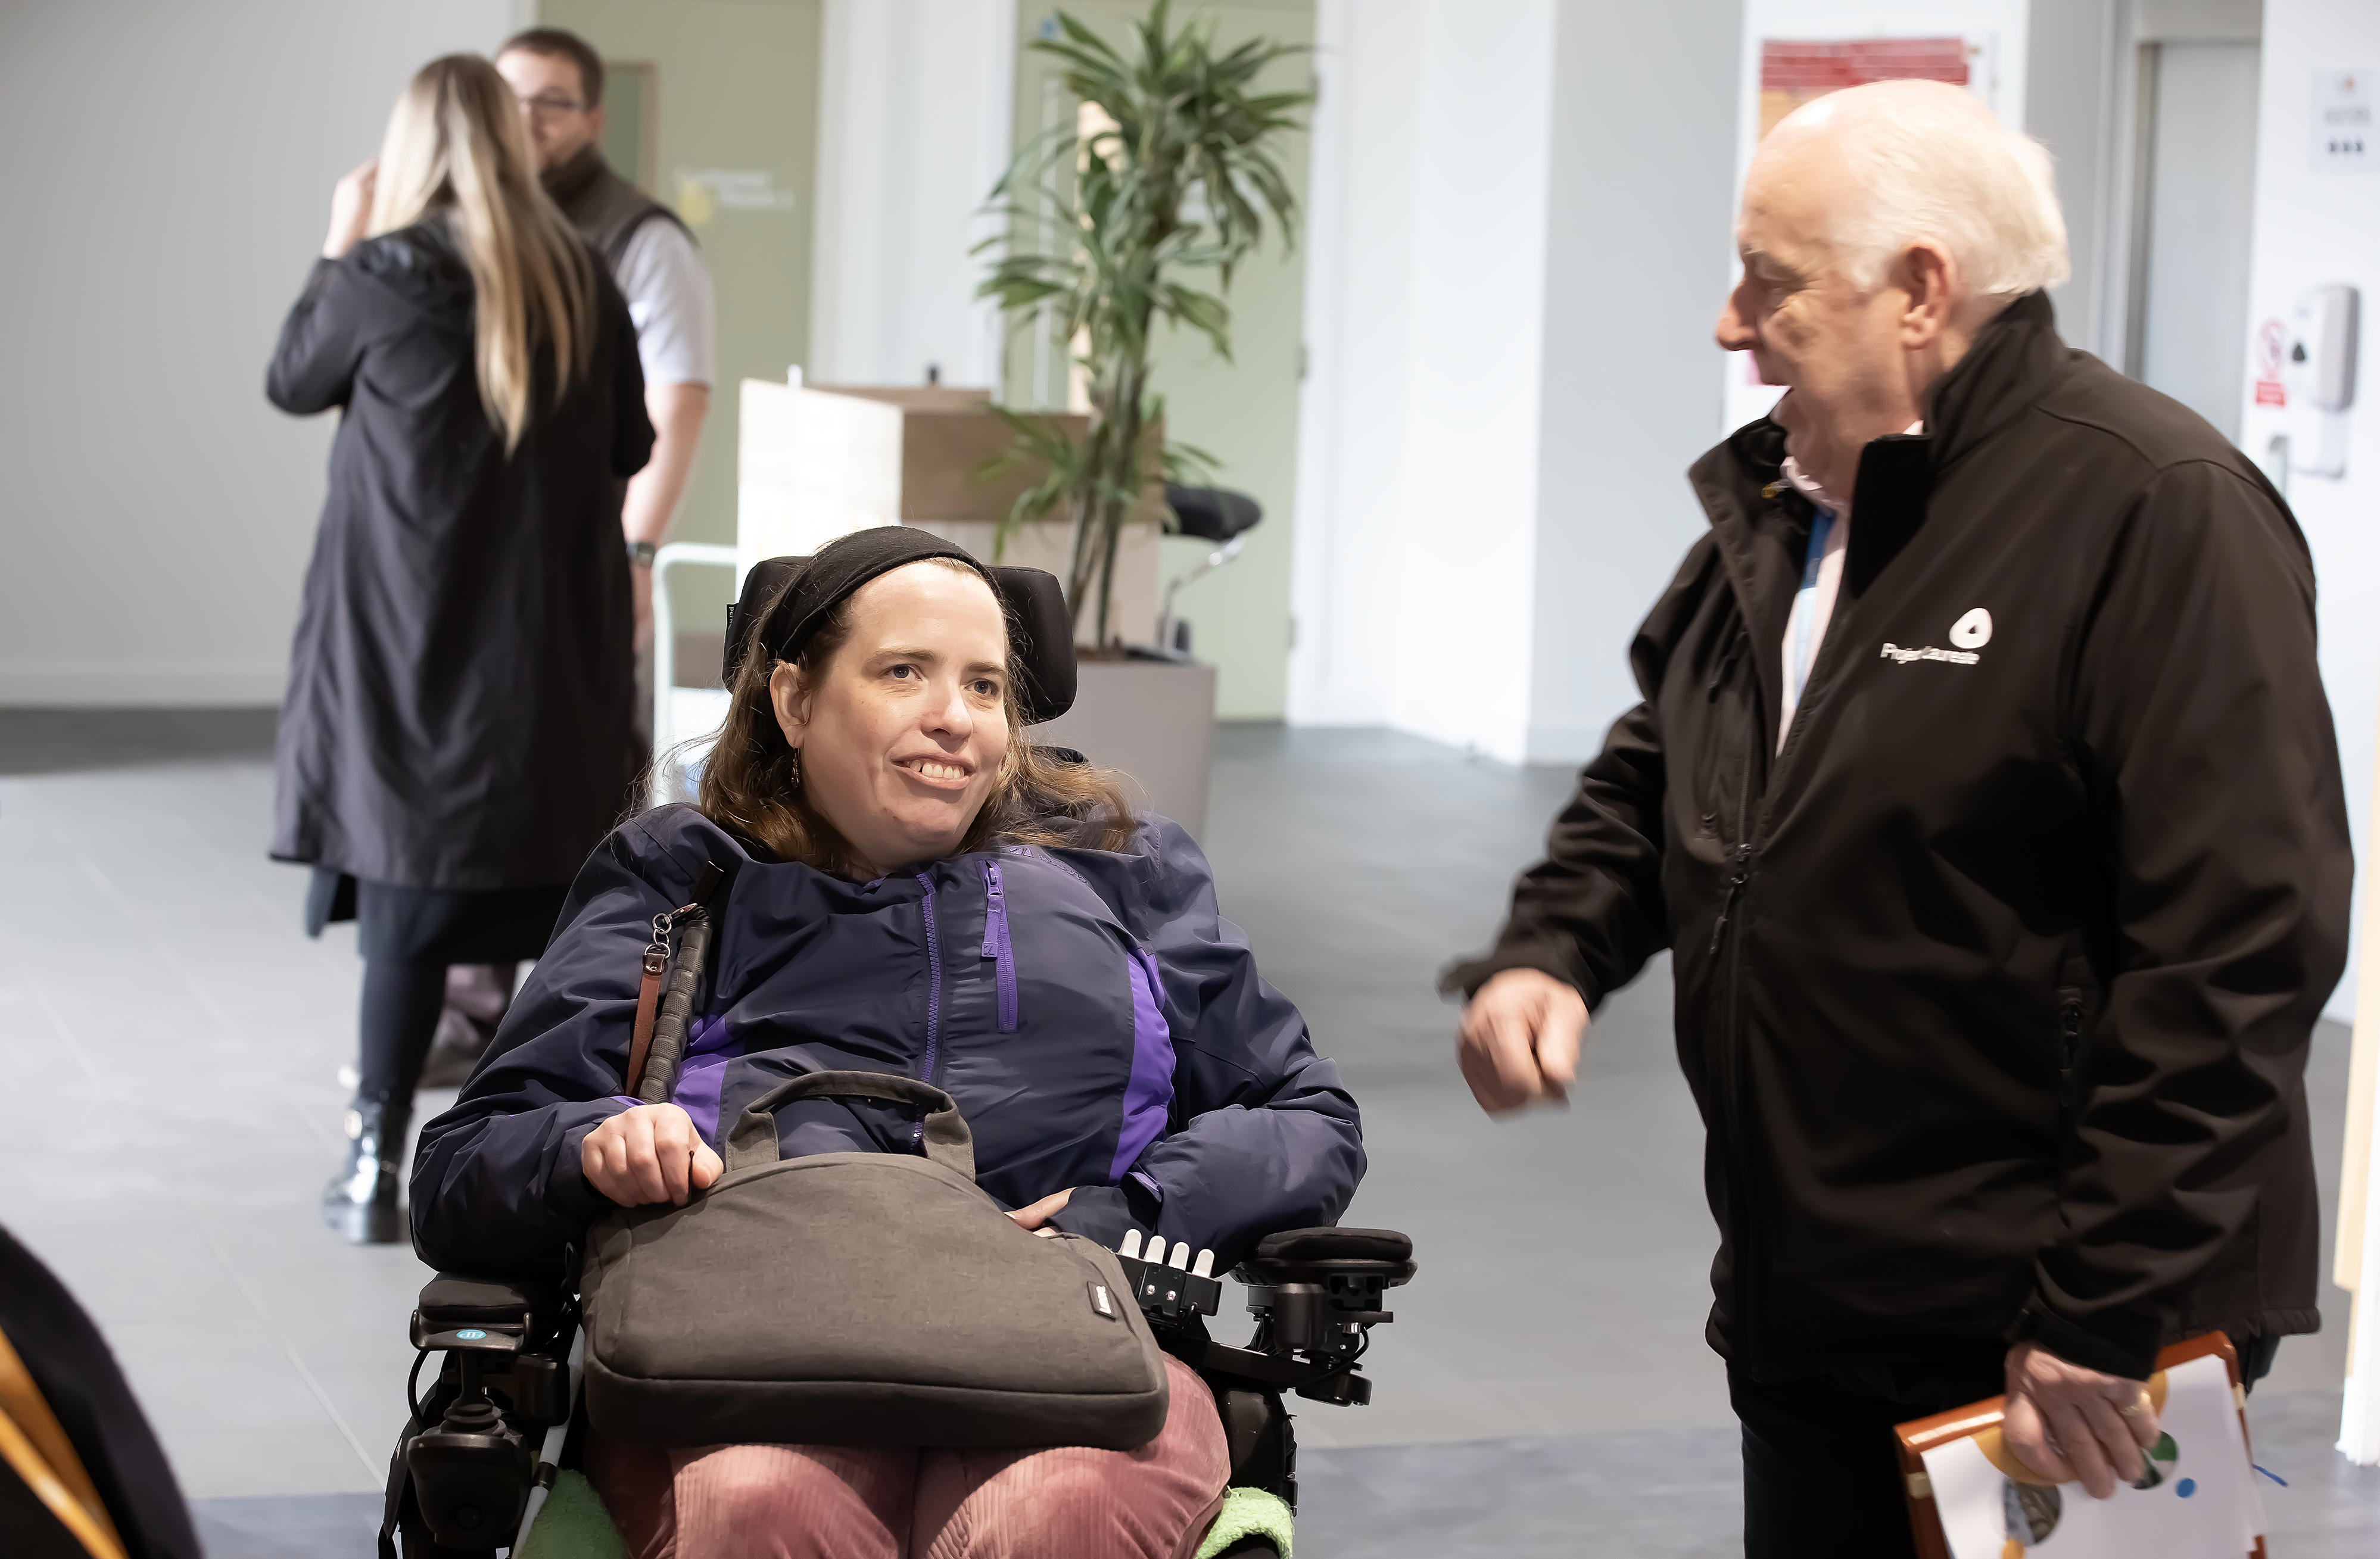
[789,749,803,788]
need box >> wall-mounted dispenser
[2287,283,2360,478]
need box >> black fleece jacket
[1450,292,2351,1383]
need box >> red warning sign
[2253,319,2288,407]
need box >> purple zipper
[913,870,943,1149]
[981,860,1018,1033]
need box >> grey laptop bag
[581,1070,1172,1450]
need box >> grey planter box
[1031,660,1219,837]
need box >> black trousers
[1731,1338,2282,1558]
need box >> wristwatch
[626,540,658,569]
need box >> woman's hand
[582,1103,722,1208]
[2001,1341,2161,1499]
[1006,1187,1073,1238]
[323,160,377,258]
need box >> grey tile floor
[1,712,2373,1557]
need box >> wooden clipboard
[1895,1332,2263,1559]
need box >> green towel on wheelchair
[1194,1486,1294,1558]
[516,1470,628,1559]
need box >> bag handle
[723,1070,976,1181]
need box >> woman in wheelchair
[411,526,1366,1558]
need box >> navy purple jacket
[412,804,1365,1278]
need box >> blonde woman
[267,54,652,1244]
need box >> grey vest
[542,145,692,272]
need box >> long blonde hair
[697,560,1139,874]
[368,54,597,452]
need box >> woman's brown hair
[696,559,1137,873]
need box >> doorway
[2125,38,2262,441]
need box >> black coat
[0,1226,201,1559]
[266,220,652,891]
[1450,292,2351,1382]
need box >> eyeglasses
[518,94,587,118]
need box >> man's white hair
[1765,78,2070,300]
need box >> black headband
[724,527,1080,725]
[752,526,994,670]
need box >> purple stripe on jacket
[670,1012,740,1143]
[1110,947,1176,1181]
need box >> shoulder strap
[622,919,670,1095]
[624,860,727,1101]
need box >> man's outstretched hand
[2001,1340,2162,1499]
[1456,968,1588,1113]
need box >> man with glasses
[496,26,713,635]
[415,29,715,1084]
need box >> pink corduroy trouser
[587,1355,1232,1559]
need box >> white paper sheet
[1920,1356,2264,1557]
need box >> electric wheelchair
[379,1225,1415,1556]
[379,550,1415,1556]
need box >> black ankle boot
[322,1094,410,1245]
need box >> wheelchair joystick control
[404,1349,537,1549]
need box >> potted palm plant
[973,2,1310,832]
[977,1,1311,647]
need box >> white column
[2343,699,2380,1463]
[1284,0,1420,730]
[1287,0,1746,764]
[1285,0,1559,762]
[808,0,1017,388]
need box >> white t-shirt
[1775,455,1850,749]
[612,218,716,388]
[1774,422,1923,749]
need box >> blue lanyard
[1785,508,1836,715]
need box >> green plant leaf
[979,1,1313,640]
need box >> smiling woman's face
[768,560,1011,878]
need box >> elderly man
[1448,80,2348,1555]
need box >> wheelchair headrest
[724,551,1077,725]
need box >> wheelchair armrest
[1241,1227,1415,1288]
[410,1273,560,1353]
[416,1273,557,1326]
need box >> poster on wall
[2311,68,2375,173]
[1724,2,2030,434]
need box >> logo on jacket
[1881,609,1990,667]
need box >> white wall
[2023,0,2120,356]
[2248,0,2380,1467]
[1283,0,1424,732]
[806,0,1017,389]
[1292,0,1741,766]
[1525,0,1747,763]
[0,1,526,706]
[1382,2,1560,763]
[2239,5,2380,1016]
